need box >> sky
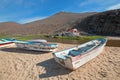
[0,0,120,24]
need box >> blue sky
[0,0,120,24]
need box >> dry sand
[0,43,120,80]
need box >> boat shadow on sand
[0,47,49,54]
[36,58,72,78]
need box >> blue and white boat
[2,38,58,52]
[53,38,107,70]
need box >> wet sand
[0,43,120,80]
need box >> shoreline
[106,36,120,40]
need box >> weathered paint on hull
[15,43,57,52]
[0,42,14,48]
[71,44,105,70]
[53,38,107,70]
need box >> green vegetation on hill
[54,36,104,40]
[0,34,48,41]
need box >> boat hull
[71,44,105,70]
[0,42,14,48]
[53,38,107,70]
[1,38,58,52]
[15,43,57,52]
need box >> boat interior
[54,39,104,59]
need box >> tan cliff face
[76,9,120,36]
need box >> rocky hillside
[75,9,120,36]
[23,12,96,34]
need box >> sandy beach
[0,43,120,80]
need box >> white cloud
[107,3,120,10]
[79,0,119,8]
[0,20,5,23]
[79,0,105,6]
[18,16,47,24]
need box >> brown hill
[0,12,96,36]
[0,9,119,36]
[0,22,22,35]
[23,12,96,34]
[75,9,120,36]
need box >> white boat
[53,38,107,70]
[2,38,58,52]
[14,39,58,52]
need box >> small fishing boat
[0,40,14,48]
[53,38,107,70]
[3,38,58,52]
